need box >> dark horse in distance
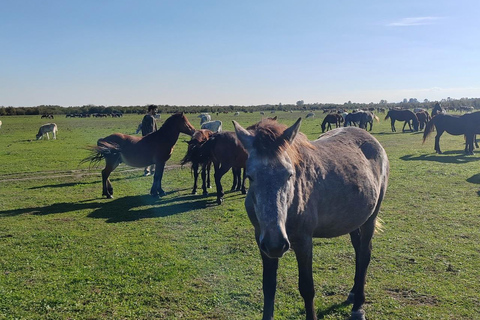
[423,112,480,155]
[385,109,419,132]
[234,118,389,320]
[84,112,195,198]
[321,113,343,132]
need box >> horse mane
[249,119,314,166]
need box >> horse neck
[153,121,182,145]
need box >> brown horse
[423,112,480,154]
[181,129,214,195]
[431,102,445,117]
[84,112,195,198]
[234,119,389,320]
[385,109,419,132]
[199,131,248,204]
[415,110,431,131]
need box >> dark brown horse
[385,109,419,132]
[199,131,248,204]
[321,113,343,132]
[84,112,195,198]
[181,129,214,195]
[431,102,445,118]
[423,112,480,154]
[234,119,389,320]
[415,110,431,131]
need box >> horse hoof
[191,190,197,195]
[159,191,167,197]
[241,189,247,195]
[349,310,365,320]
[202,191,209,195]
[216,198,224,205]
[106,195,113,199]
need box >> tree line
[1,97,480,116]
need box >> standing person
[141,105,158,176]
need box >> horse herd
[25,106,479,320]
[83,112,388,320]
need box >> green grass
[0,112,479,319]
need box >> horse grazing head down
[234,118,309,258]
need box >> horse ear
[281,118,302,143]
[233,121,254,150]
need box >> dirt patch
[386,288,439,306]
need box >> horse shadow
[400,152,480,164]
[27,175,141,190]
[0,193,212,223]
[316,300,351,319]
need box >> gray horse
[233,118,389,320]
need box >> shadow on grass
[316,300,351,319]
[27,174,142,190]
[0,192,217,223]
[400,152,480,164]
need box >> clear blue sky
[1,0,479,107]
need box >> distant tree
[296,100,304,107]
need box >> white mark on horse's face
[246,150,295,257]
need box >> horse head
[234,118,303,258]
[175,112,196,136]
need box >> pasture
[0,112,479,319]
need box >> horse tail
[422,117,436,144]
[374,115,380,122]
[384,111,390,121]
[80,141,121,167]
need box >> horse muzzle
[259,233,290,258]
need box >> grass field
[0,112,479,319]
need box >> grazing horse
[233,119,389,320]
[181,129,214,195]
[83,112,195,198]
[415,110,431,131]
[358,111,379,131]
[385,109,419,132]
[321,113,343,132]
[199,131,248,204]
[36,123,58,140]
[423,112,480,154]
[198,113,211,125]
[431,102,445,118]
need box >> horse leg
[241,168,247,194]
[260,250,279,320]
[465,133,475,155]
[206,161,212,189]
[46,132,50,140]
[348,214,376,320]
[150,161,166,197]
[231,167,240,191]
[201,163,209,195]
[101,155,120,199]
[293,238,317,320]
[434,131,443,154]
[192,162,199,194]
[214,163,230,204]
[390,119,396,132]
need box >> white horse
[306,112,315,119]
[200,120,222,132]
[0,120,2,129]
[198,113,211,125]
[36,123,58,140]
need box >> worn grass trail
[0,112,479,319]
